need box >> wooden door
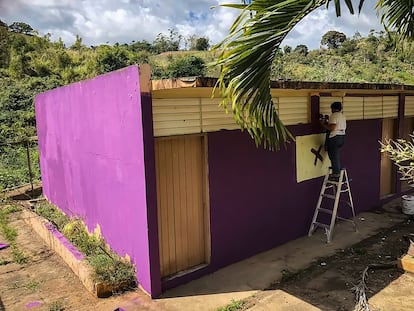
[380,119,396,197]
[155,135,209,278]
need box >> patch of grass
[0,258,11,265]
[11,245,27,264]
[24,280,41,292]
[0,205,28,264]
[89,254,136,287]
[3,204,21,214]
[34,201,136,289]
[49,300,65,311]
[35,201,69,231]
[217,300,245,311]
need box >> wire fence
[0,137,40,194]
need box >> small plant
[0,205,28,264]
[49,300,65,311]
[24,280,41,292]
[380,136,414,184]
[35,201,69,230]
[11,246,27,264]
[217,300,245,311]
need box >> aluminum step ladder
[308,168,357,243]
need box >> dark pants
[327,135,345,175]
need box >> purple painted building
[35,65,414,297]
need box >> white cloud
[0,0,383,49]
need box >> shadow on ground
[265,216,413,311]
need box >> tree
[8,22,35,35]
[213,0,414,149]
[293,44,308,55]
[164,56,206,78]
[283,45,292,54]
[70,35,83,50]
[152,29,182,54]
[0,26,10,68]
[321,30,347,49]
[95,45,129,73]
[195,37,210,51]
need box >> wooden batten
[343,97,363,121]
[383,96,399,118]
[364,97,383,119]
[278,96,308,125]
[405,96,414,116]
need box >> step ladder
[308,168,357,243]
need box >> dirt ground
[1,200,414,311]
[244,214,414,311]
[0,207,157,311]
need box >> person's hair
[331,101,342,111]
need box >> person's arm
[325,122,337,131]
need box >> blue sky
[0,0,384,50]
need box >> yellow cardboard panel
[296,133,331,183]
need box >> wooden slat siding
[383,96,399,118]
[343,97,363,120]
[200,98,239,132]
[278,96,308,125]
[155,136,206,277]
[187,137,205,266]
[363,97,383,119]
[153,98,201,136]
[380,119,396,197]
[272,97,280,113]
[319,97,343,119]
[405,96,414,116]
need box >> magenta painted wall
[34,65,160,296]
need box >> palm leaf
[375,0,414,41]
[213,0,357,150]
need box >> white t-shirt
[329,112,346,138]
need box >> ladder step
[313,222,330,230]
[317,208,333,214]
[321,194,336,200]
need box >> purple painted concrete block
[0,243,9,250]
[34,66,155,296]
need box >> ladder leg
[326,169,344,243]
[308,173,330,236]
[344,169,357,232]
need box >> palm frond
[375,0,414,42]
[213,0,357,150]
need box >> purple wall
[35,65,159,296]
[207,119,381,268]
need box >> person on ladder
[321,102,346,180]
